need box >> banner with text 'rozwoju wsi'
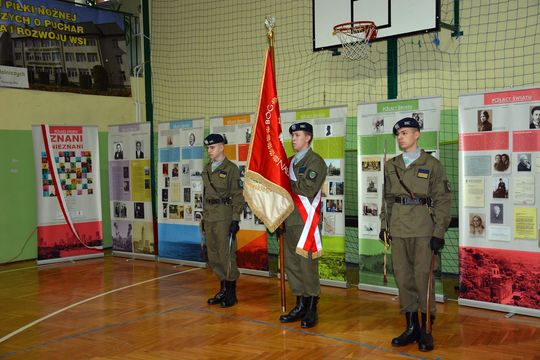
[0,0,129,94]
[32,125,103,264]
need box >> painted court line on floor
[0,266,40,274]
[0,305,196,359]
[0,266,201,345]
[1,302,441,360]
[195,308,442,360]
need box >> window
[65,53,75,62]
[87,38,96,46]
[15,53,22,60]
[79,68,90,76]
[42,53,51,61]
[115,55,123,65]
[67,68,77,77]
[26,52,33,60]
[76,53,87,62]
[34,53,41,61]
[87,53,98,62]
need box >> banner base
[113,251,156,261]
[358,283,446,303]
[458,298,540,318]
[239,268,270,277]
[276,274,347,288]
[320,279,347,288]
[37,253,103,266]
[157,257,207,268]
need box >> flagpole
[265,16,286,314]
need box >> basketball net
[333,21,377,60]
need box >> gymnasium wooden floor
[0,256,538,360]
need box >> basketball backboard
[313,0,440,51]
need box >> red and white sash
[289,161,323,259]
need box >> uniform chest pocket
[213,171,229,191]
[410,168,430,195]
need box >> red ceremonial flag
[244,49,294,232]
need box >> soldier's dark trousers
[284,224,320,296]
[391,236,436,315]
[205,220,240,281]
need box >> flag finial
[265,16,276,46]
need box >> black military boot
[207,280,226,305]
[220,280,238,308]
[279,296,307,323]
[391,312,420,346]
[300,296,319,328]
[418,313,435,352]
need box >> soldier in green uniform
[380,117,451,352]
[202,134,244,308]
[279,122,327,328]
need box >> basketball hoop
[333,21,377,60]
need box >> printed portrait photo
[490,203,503,224]
[469,213,485,236]
[477,109,493,132]
[517,153,532,172]
[492,176,509,199]
[493,153,510,172]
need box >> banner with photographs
[0,0,129,95]
[32,125,103,264]
[357,97,442,294]
[157,119,206,264]
[281,106,347,284]
[458,87,540,316]
[210,113,269,273]
[108,122,154,258]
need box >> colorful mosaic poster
[32,125,103,264]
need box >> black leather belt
[205,198,231,205]
[394,196,431,205]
